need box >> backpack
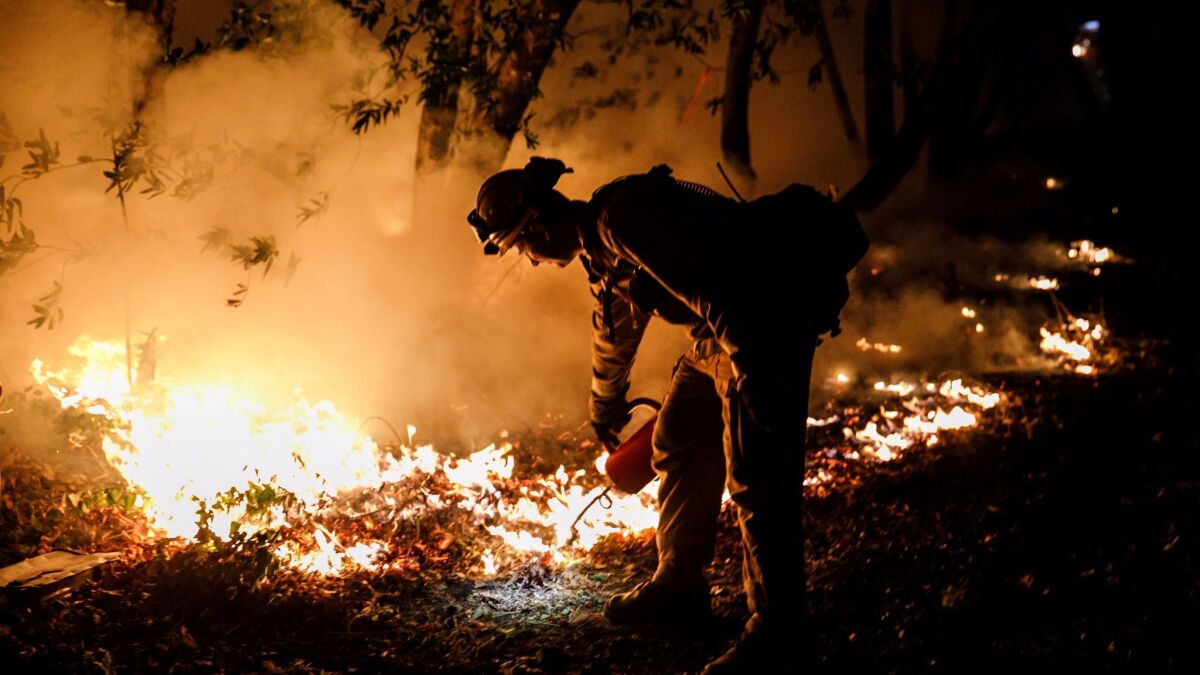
[747,184,869,338]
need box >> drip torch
[566,397,661,545]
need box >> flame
[29,336,1016,577]
[1038,315,1107,373]
[32,337,391,541]
[1039,328,1091,361]
[843,377,1003,462]
[30,336,661,574]
[873,381,916,397]
[855,338,903,354]
[939,378,1000,409]
[1067,239,1116,264]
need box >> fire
[838,377,1003,462]
[856,338,903,354]
[1029,276,1060,291]
[26,336,1018,577]
[1066,239,1117,265]
[29,336,661,574]
[33,337,390,540]
[1038,315,1108,373]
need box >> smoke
[0,0,1061,455]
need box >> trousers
[650,336,815,630]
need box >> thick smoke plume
[1,0,1059,453]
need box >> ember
[1066,239,1118,265]
[1038,314,1110,374]
[856,338,903,354]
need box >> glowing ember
[840,377,1003,462]
[856,338,903,354]
[961,306,977,319]
[1067,239,1117,264]
[939,379,1001,409]
[874,380,917,397]
[1040,328,1091,361]
[1038,314,1108,374]
[1029,276,1060,291]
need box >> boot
[602,579,711,625]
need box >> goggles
[468,205,537,257]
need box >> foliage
[328,0,719,145]
[229,235,281,274]
[27,280,64,329]
[198,228,281,308]
[296,191,330,225]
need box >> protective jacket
[580,165,863,430]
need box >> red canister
[602,398,661,494]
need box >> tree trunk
[415,0,477,174]
[124,0,176,117]
[814,0,859,150]
[721,0,765,183]
[863,0,894,160]
[842,1,997,212]
[897,0,919,124]
[469,0,582,174]
[125,0,176,48]
[925,1,990,178]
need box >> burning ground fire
[11,238,1122,579]
[21,231,1124,576]
[811,377,1003,466]
[1039,315,1109,375]
[28,336,662,575]
[25,335,1020,578]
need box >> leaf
[27,281,64,329]
[283,252,301,285]
[226,283,248,308]
[296,191,330,225]
[198,227,232,253]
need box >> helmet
[468,169,535,256]
[467,157,574,256]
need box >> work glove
[591,409,631,453]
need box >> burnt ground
[1,339,1197,674]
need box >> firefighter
[468,157,859,672]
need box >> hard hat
[467,158,574,256]
[467,169,536,256]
